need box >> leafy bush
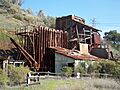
[75,63,86,74]
[26,8,33,15]
[0,9,7,14]
[87,62,102,74]
[74,60,120,78]
[13,14,24,21]
[43,16,56,28]
[24,16,34,23]
[62,66,73,77]
[0,68,8,86]
[111,63,120,78]
[94,60,120,78]
[99,60,116,74]
[5,4,20,14]
[87,64,94,74]
[8,65,30,85]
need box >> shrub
[0,68,8,86]
[7,5,20,14]
[99,60,116,74]
[87,62,102,74]
[24,16,34,23]
[8,65,30,85]
[111,63,120,78]
[75,62,86,74]
[62,66,73,77]
[95,60,120,78]
[74,60,120,78]
[0,9,7,14]
[87,64,94,74]
[43,16,56,28]
[75,64,85,74]
[13,14,24,21]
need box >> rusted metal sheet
[50,47,100,60]
[15,26,68,72]
[94,32,101,45]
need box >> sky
[21,0,120,36]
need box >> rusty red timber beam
[10,37,40,70]
[15,25,68,72]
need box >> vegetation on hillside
[0,0,56,49]
[0,0,56,30]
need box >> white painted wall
[55,53,75,73]
[55,53,95,74]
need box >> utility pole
[91,17,96,27]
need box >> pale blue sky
[22,0,120,36]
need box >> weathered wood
[16,26,68,72]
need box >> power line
[89,23,120,27]
[96,23,120,25]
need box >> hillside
[0,0,55,49]
[0,1,55,30]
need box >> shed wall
[55,53,74,73]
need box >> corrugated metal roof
[50,47,101,61]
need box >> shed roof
[50,47,101,61]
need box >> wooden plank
[16,25,68,71]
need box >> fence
[25,71,120,85]
[28,71,119,79]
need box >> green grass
[4,79,84,90]
[0,31,17,40]
[3,78,120,90]
[0,31,17,49]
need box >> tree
[26,8,33,15]
[104,30,120,44]
[38,10,46,21]
[104,30,120,59]
[37,10,56,28]
[44,16,56,28]
[0,0,24,6]
[12,0,24,6]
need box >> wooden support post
[76,25,80,43]
[90,29,93,51]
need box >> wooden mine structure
[10,15,104,72]
[11,26,68,72]
[56,15,101,52]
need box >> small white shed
[51,47,100,74]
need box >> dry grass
[56,79,85,90]
[4,78,120,90]
[84,78,120,90]
[56,78,120,90]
